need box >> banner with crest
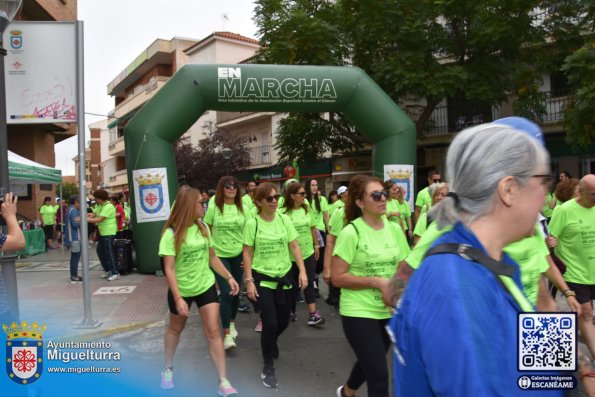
[132,168,171,223]
[384,164,414,211]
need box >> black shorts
[43,225,54,240]
[167,284,218,314]
[565,282,595,305]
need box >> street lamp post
[222,147,232,176]
[0,0,23,321]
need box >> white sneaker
[107,274,120,281]
[229,323,238,339]
[223,334,236,350]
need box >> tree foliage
[174,123,251,191]
[254,0,595,162]
[562,43,595,148]
[56,182,79,202]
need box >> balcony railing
[543,91,569,123]
[425,104,500,135]
[248,145,273,166]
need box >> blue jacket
[64,205,80,245]
[391,222,562,397]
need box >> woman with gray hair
[391,123,560,396]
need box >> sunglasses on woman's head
[265,194,281,203]
[369,191,389,202]
[224,183,239,189]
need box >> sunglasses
[432,178,441,183]
[369,191,389,202]
[294,191,306,196]
[265,194,281,203]
[224,183,239,189]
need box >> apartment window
[550,71,569,97]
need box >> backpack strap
[424,243,534,312]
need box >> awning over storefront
[107,109,138,129]
[235,159,332,183]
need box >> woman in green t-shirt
[243,182,307,389]
[413,182,449,245]
[39,196,57,249]
[281,182,325,326]
[305,178,329,299]
[203,176,249,351]
[331,175,410,397]
[158,186,240,396]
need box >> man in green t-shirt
[549,174,595,358]
[413,168,441,224]
[242,181,257,211]
[87,189,120,281]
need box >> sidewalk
[14,244,169,340]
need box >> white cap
[337,186,348,195]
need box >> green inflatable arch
[125,64,415,273]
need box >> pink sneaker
[218,380,238,396]
[160,368,174,390]
[254,319,262,332]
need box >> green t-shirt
[549,199,595,284]
[406,222,450,270]
[333,217,410,319]
[203,203,249,258]
[96,202,117,236]
[158,224,215,297]
[243,213,298,289]
[413,212,428,237]
[415,186,432,209]
[407,222,550,305]
[242,194,255,211]
[504,225,550,305]
[280,206,316,260]
[542,192,555,219]
[40,204,57,225]
[310,195,329,231]
[395,199,412,230]
[329,200,345,217]
[385,199,401,225]
[329,207,346,237]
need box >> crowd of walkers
[150,117,595,396]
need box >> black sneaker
[69,276,83,284]
[261,366,277,388]
[238,302,250,313]
[307,311,325,326]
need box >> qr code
[518,313,577,371]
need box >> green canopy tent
[8,150,62,184]
[7,150,63,256]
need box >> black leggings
[255,284,292,366]
[290,254,317,312]
[341,316,391,397]
[214,254,243,329]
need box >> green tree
[562,43,595,148]
[56,182,78,202]
[174,123,251,191]
[254,0,594,163]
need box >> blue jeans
[97,235,118,275]
[70,247,81,278]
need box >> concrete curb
[50,320,165,344]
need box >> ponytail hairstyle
[304,179,321,212]
[383,180,395,200]
[282,182,308,214]
[345,174,383,223]
[161,186,209,254]
[214,176,243,214]
[431,124,549,229]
